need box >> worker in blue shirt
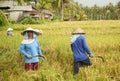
[71,28,94,75]
[20,27,43,71]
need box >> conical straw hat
[21,27,42,35]
[34,29,43,35]
[7,28,13,31]
[72,28,86,34]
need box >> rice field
[0,20,120,81]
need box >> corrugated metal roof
[8,6,33,11]
[41,9,53,15]
[0,1,18,7]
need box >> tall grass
[0,10,9,26]
[0,20,120,81]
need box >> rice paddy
[0,20,120,81]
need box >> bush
[20,17,49,24]
[20,17,36,24]
[10,20,16,24]
[0,10,9,26]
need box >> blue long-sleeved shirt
[71,35,91,62]
[20,39,43,63]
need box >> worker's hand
[27,55,32,59]
[89,54,94,58]
[41,56,45,59]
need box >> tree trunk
[61,0,64,20]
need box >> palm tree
[51,0,70,20]
[61,0,70,20]
[116,1,120,19]
[37,0,51,9]
[51,0,61,19]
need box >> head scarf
[24,32,37,40]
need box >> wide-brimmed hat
[72,28,86,34]
[21,27,42,35]
[34,29,43,35]
[7,28,13,31]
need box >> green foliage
[63,2,87,21]
[9,0,120,21]
[20,17,48,24]
[20,17,36,24]
[116,1,120,8]
[0,10,9,26]
[10,20,16,24]
[37,0,52,9]
[83,2,120,20]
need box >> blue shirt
[20,39,43,63]
[71,35,91,62]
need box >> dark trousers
[25,62,38,71]
[73,58,92,75]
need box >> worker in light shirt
[20,27,44,71]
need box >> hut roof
[8,6,37,11]
[40,9,53,16]
[0,1,18,7]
